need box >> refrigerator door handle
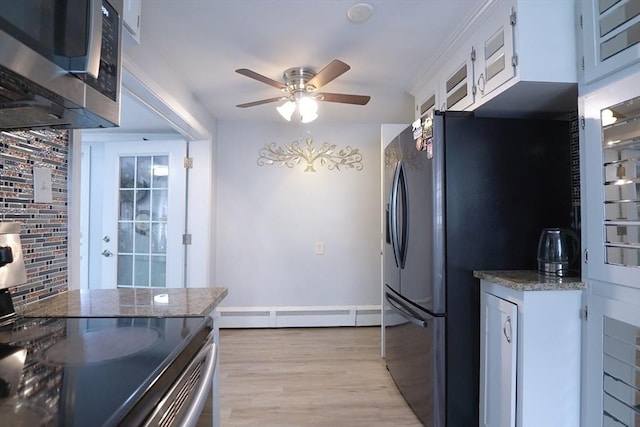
[389,163,402,268]
[385,291,428,328]
[397,162,409,269]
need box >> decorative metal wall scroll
[257,138,363,172]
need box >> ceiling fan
[235,59,370,122]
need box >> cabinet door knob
[503,316,512,343]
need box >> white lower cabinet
[583,289,640,427]
[479,279,582,427]
[480,292,517,427]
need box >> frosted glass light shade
[300,112,318,123]
[276,101,296,121]
[298,96,318,116]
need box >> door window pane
[118,223,133,253]
[136,157,152,188]
[117,255,133,287]
[120,157,135,188]
[117,155,169,288]
[134,255,150,286]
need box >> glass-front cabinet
[581,69,640,427]
[581,69,640,289]
[602,95,640,268]
[581,0,640,83]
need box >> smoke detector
[347,2,374,23]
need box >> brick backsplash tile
[1,130,69,309]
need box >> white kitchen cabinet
[123,0,142,45]
[479,277,582,427]
[411,0,577,117]
[414,80,438,121]
[580,0,640,85]
[441,41,476,111]
[473,0,516,104]
[583,292,640,427]
[580,67,640,289]
[473,0,578,112]
[480,292,517,427]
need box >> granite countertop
[18,287,228,317]
[473,270,586,291]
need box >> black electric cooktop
[0,315,211,427]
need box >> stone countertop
[18,287,228,317]
[473,270,586,291]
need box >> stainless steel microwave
[0,0,123,130]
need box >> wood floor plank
[218,327,423,427]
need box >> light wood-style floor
[218,327,423,427]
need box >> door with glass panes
[100,140,186,288]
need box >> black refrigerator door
[397,125,443,315]
[384,285,445,427]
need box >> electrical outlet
[315,241,325,255]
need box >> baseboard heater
[217,305,381,328]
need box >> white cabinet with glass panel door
[580,0,640,84]
[583,293,640,427]
[581,68,640,288]
[472,0,577,109]
[472,0,515,104]
[96,140,187,289]
[440,40,476,111]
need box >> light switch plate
[315,241,324,255]
[33,167,53,203]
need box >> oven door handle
[181,337,219,427]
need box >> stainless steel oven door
[143,331,218,427]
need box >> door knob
[101,250,114,258]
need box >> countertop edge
[18,287,229,318]
[473,270,586,291]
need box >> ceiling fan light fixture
[277,100,296,121]
[298,96,318,115]
[300,111,318,124]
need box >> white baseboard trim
[217,305,381,328]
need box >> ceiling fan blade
[306,60,350,90]
[318,93,370,105]
[236,97,284,108]
[236,68,287,90]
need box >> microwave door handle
[385,292,428,328]
[85,0,103,78]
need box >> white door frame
[75,133,213,290]
[68,61,216,290]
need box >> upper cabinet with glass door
[581,0,640,84]
[440,40,476,111]
[581,71,640,289]
[472,0,577,110]
[411,0,577,116]
[602,95,640,269]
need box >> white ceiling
[119,0,487,131]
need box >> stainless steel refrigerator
[383,111,573,426]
